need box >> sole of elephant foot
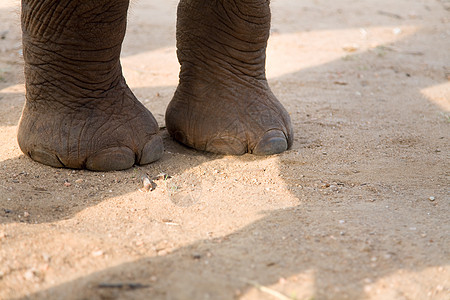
[18,88,164,171]
[165,83,293,156]
[28,137,163,171]
[85,135,163,171]
[23,127,163,172]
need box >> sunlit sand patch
[363,266,450,299]
[266,26,419,79]
[0,83,24,94]
[0,125,21,161]
[240,270,316,300]
[122,26,419,88]
[70,155,298,236]
[0,0,18,9]
[0,84,25,129]
[421,82,450,112]
[121,47,179,89]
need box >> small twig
[241,278,293,300]
[97,283,150,290]
[377,46,424,56]
[377,10,403,19]
[0,184,52,195]
[164,221,180,226]
[162,218,180,226]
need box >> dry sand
[0,0,449,299]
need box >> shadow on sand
[0,1,448,299]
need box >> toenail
[86,147,135,171]
[252,130,288,155]
[140,135,164,165]
[29,149,65,168]
[206,136,246,155]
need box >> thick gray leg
[166,0,293,155]
[18,0,163,171]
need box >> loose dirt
[0,0,449,299]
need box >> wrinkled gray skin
[18,0,293,171]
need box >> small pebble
[0,30,8,39]
[92,250,104,257]
[157,249,168,256]
[393,27,402,35]
[139,175,153,192]
[192,253,202,260]
[359,28,368,38]
[428,196,435,202]
[42,253,51,262]
[343,43,360,52]
[24,269,37,281]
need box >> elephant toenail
[86,147,135,171]
[29,149,65,168]
[206,136,246,155]
[252,130,288,155]
[140,135,164,165]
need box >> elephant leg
[18,0,163,171]
[166,0,293,155]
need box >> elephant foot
[165,0,293,155]
[18,84,163,171]
[166,80,293,155]
[19,0,163,171]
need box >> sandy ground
[0,0,449,299]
